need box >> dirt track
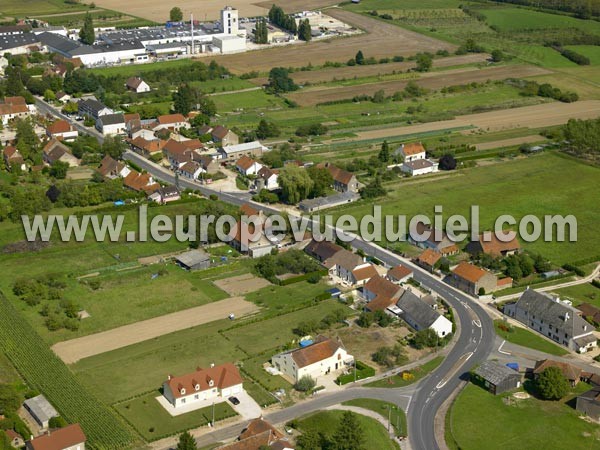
[474,135,546,151]
[287,64,551,106]
[249,53,489,86]
[343,100,600,141]
[52,297,259,363]
[207,9,454,73]
[214,273,271,296]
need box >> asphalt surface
[45,107,494,450]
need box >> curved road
[32,96,495,450]
[124,150,495,450]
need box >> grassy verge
[493,320,568,356]
[342,398,407,437]
[365,356,444,388]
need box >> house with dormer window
[162,363,243,409]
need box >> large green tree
[267,67,298,93]
[170,7,183,22]
[176,431,197,450]
[0,384,23,414]
[255,18,268,44]
[79,13,95,45]
[563,117,600,155]
[378,140,390,162]
[332,411,365,450]
[536,366,570,400]
[298,19,312,41]
[307,166,332,198]
[278,165,313,204]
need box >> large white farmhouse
[271,336,353,383]
[162,363,243,409]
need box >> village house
[178,161,203,180]
[148,185,181,204]
[25,423,86,450]
[387,264,413,284]
[46,119,78,141]
[211,125,239,146]
[174,249,211,271]
[97,155,131,179]
[325,249,370,286]
[396,142,426,162]
[42,139,80,167]
[271,336,353,384]
[317,162,359,193]
[162,363,243,409]
[408,222,459,255]
[236,155,263,176]
[504,289,598,353]
[449,262,509,296]
[389,290,452,337]
[197,155,219,174]
[577,303,600,325]
[304,239,343,264]
[55,91,71,103]
[123,170,159,193]
[229,219,276,258]
[472,360,521,395]
[154,114,190,132]
[576,385,600,420]
[6,430,24,449]
[125,76,150,93]
[363,275,404,312]
[130,136,165,157]
[96,113,126,136]
[163,139,199,169]
[414,249,441,273]
[2,145,26,171]
[78,98,112,120]
[23,395,58,429]
[216,417,294,450]
[533,359,582,387]
[219,141,267,162]
[465,232,521,257]
[256,166,279,191]
[0,96,31,125]
[401,158,438,176]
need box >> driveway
[230,390,262,420]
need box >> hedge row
[276,269,328,286]
[336,361,376,385]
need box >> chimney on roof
[565,312,570,321]
[167,374,172,380]
[210,363,215,368]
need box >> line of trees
[269,5,297,34]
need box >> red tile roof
[401,142,425,156]
[476,232,521,256]
[239,417,284,441]
[290,336,343,368]
[533,359,581,381]
[165,363,243,399]
[364,275,403,299]
[27,424,86,450]
[416,249,441,267]
[240,204,260,217]
[47,120,71,135]
[387,264,413,281]
[157,113,186,125]
[352,264,378,282]
[236,155,257,171]
[452,262,489,283]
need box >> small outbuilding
[23,395,59,429]
[472,360,521,395]
[174,249,211,271]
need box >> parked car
[228,396,240,405]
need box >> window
[194,394,199,400]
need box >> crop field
[249,53,489,86]
[447,383,600,450]
[286,64,550,106]
[207,10,454,74]
[0,294,135,448]
[564,45,600,65]
[332,152,599,265]
[32,8,155,28]
[0,0,90,18]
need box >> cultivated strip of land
[474,135,546,150]
[52,297,259,363]
[287,64,551,106]
[340,100,600,142]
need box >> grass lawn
[297,410,400,450]
[0,0,89,16]
[222,300,353,354]
[447,383,600,449]
[242,352,293,392]
[342,398,407,437]
[493,320,568,356]
[89,59,197,76]
[191,78,255,93]
[245,281,333,314]
[550,283,600,308]
[212,89,285,112]
[345,0,463,10]
[365,356,444,388]
[480,8,600,35]
[332,152,600,266]
[114,392,236,441]
[243,380,278,408]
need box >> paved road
[35,97,105,143]
[43,107,493,450]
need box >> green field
[480,8,600,35]
[565,45,600,65]
[89,58,197,76]
[494,320,568,356]
[212,89,286,112]
[345,0,463,11]
[115,392,236,441]
[342,398,407,437]
[366,356,444,388]
[331,152,600,265]
[551,283,600,308]
[447,383,600,449]
[297,410,400,450]
[0,0,89,17]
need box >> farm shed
[472,360,521,395]
[174,249,211,271]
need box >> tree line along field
[331,152,600,266]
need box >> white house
[389,290,452,338]
[271,336,354,383]
[257,166,279,191]
[236,155,263,176]
[325,249,373,287]
[178,161,203,180]
[46,119,78,141]
[401,159,438,176]
[0,96,31,126]
[154,113,190,132]
[125,76,150,93]
[162,363,243,409]
[25,423,86,450]
[396,142,426,162]
[96,113,126,136]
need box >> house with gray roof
[576,385,600,420]
[78,98,112,120]
[96,113,126,135]
[23,395,58,429]
[390,290,452,338]
[504,288,597,353]
[174,249,211,271]
[473,360,521,395]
